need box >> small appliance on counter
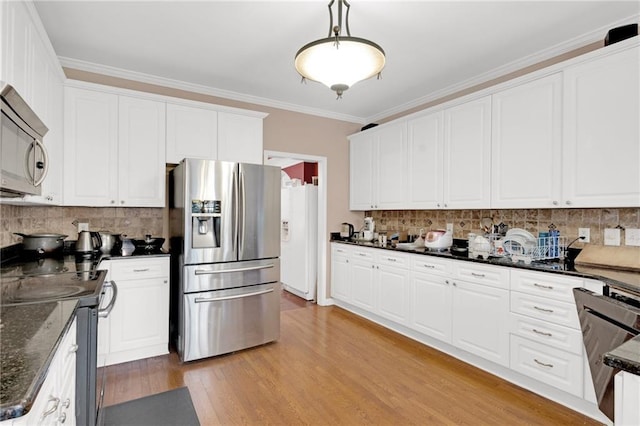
[340,223,355,240]
[424,229,453,252]
[362,217,375,241]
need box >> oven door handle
[98,280,118,318]
[194,264,274,275]
[195,288,273,303]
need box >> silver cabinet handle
[58,412,67,423]
[132,268,150,273]
[533,283,553,290]
[358,253,367,257]
[387,258,397,262]
[534,359,554,368]
[471,272,485,278]
[42,396,60,419]
[195,264,274,275]
[68,344,79,353]
[62,398,71,408]
[98,281,118,318]
[533,305,554,313]
[532,329,552,337]
[422,264,435,269]
[195,288,273,303]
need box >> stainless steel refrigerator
[169,158,281,362]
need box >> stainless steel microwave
[1,82,49,197]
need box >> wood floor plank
[102,301,602,425]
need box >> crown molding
[58,57,366,124]
[364,14,640,123]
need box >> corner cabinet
[97,257,170,367]
[63,86,166,207]
[349,122,407,210]
[562,43,640,208]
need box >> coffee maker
[363,217,375,241]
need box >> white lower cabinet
[510,334,583,397]
[410,271,452,342]
[13,319,77,426]
[350,248,376,311]
[376,253,410,325]
[616,371,640,426]
[97,257,170,366]
[330,245,352,302]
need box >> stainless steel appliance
[0,252,115,425]
[0,82,49,197]
[573,245,640,422]
[169,158,281,362]
[340,223,354,239]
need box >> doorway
[264,150,328,306]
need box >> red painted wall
[283,162,317,184]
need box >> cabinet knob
[437,203,441,208]
[452,282,457,287]
[444,203,448,208]
[62,398,71,408]
[110,200,115,204]
[565,200,572,206]
[69,344,79,353]
[58,412,67,423]
[445,280,450,285]
[552,200,558,206]
[121,200,125,205]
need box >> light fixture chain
[344,0,351,36]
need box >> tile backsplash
[367,208,640,247]
[0,205,164,248]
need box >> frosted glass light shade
[295,36,385,95]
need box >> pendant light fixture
[294,0,385,99]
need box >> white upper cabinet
[491,74,563,208]
[562,43,640,208]
[64,86,166,207]
[349,131,375,210]
[217,111,264,165]
[443,95,492,209]
[166,102,218,164]
[407,112,444,209]
[1,1,32,105]
[117,96,166,207]
[64,87,119,206]
[349,121,407,210]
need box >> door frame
[264,150,329,306]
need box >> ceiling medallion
[294,0,385,99]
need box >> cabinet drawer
[510,291,580,329]
[411,255,452,276]
[376,251,408,268]
[510,334,583,397]
[331,244,351,257]
[511,270,584,302]
[510,312,584,355]
[109,257,169,280]
[454,262,509,289]
[352,248,374,260]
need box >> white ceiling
[34,1,639,124]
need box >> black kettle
[340,223,355,239]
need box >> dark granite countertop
[331,239,640,376]
[0,299,78,420]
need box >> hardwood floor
[102,294,601,425]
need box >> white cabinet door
[1,1,32,103]
[349,131,375,210]
[217,112,263,164]
[109,275,169,353]
[407,112,444,209]
[443,96,492,209]
[166,103,217,164]
[563,44,640,208]
[63,87,118,206]
[377,263,410,325]
[375,122,407,209]
[452,279,510,367]
[331,251,351,302]
[117,96,166,207]
[350,257,376,311]
[615,371,640,426]
[491,74,562,208]
[410,271,452,343]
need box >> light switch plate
[604,228,621,246]
[446,223,453,233]
[625,228,640,246]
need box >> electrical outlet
[578,228,590,243]
[604,228,621,246]
[77,222,89,232]
[625,228,640,246]
[446,223,454,233]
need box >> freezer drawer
[180,282,280,362]
[183,259,279,293]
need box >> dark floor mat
[103,387,200,426]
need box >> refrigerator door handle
[195,288,274,303]
[194,264,275,275]
[238,168,246,256]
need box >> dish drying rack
[489,234,567,264]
